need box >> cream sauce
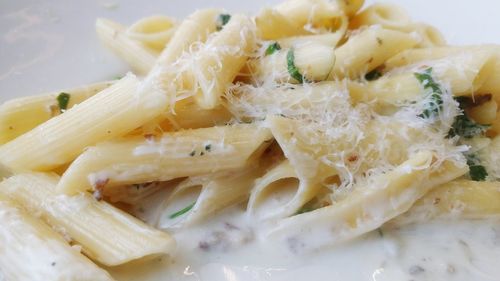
[108,205,500,281]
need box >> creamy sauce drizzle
[108,205,500,281]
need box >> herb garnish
[265,42,281,56]
[414,68,443,119]
[287,48,308,83]
[465,153,488,181]
[216,14,231,31]
[57,92,71,113]
[365,69,382,81]
[205,144,212,151]
[448,114,490,139]
[169,202,195,219]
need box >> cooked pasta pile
[1,0,500,279]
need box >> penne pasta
[57,124,273,195]
[349,3,411,31]
[393,180,500,226]
[249,41,336,83]
[0,194,114,281]
[0,80,115,145]
[0,173,175,266]
[126,15,177,52]
[270,151,468,252]
[0,74,168,172]
[96,18,157,75]
[328,27,418,79]
[187,14,256,109]
[256,8,310,40]
[158,162,267,228]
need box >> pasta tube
[0,173,175,266]
[58,124,273,194]
[0,80,115,145]
[0,74,168,172]
[256,8,310,40]
[249,41,336,83]
[328,27,418,79]
[349,3,411,31]
[0,194,114,281]
[158,163,266,228]
[96,18,157,75]
[247,160,322,220]
[188,14,256,109]
[126,15,177,52]
[270,151,467,251]
[391,180,500,226]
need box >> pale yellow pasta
[278,32,345,49]
[274,0,345,31]
[57,124,273,195]
[349,3,411,31]
[126,15,177,52]
[390,180,500,226]
[256,8,310,40]
[339,0,365,17]
[353,52,497,106]
[270,151,468,251]
[0,173,175,266]
[247,160,322,220]
[467,99,497,125]
[0,194,114,281]
[249,41,336,83]
[0,80,115,145]
[158,164,266,228]
[187,14,256,109]
[154,9,220,67]
[328,27,418,79]
[0,74,167,172]
[412,23,447,48]
[96,18,157,75]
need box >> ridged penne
[154,9,220,67]
[390,180,500,227]
[328,27,418,79]
[274,0,345,32]
[126,15,177,52]
[158,163,267,228]
[270,151,468,251]
[0,80,115,145]
[247,160,322,220]
[0,194,114,281]
[58,124,273,194]
[0,173,175,266]
[249,41,336,83]
[96,18,157,75]
[256,8,310,40]
[349,3,411,31]
[187,14,256,109]
[0,74,168,172]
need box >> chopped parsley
[365,69,382,81]
[205,144,212,151]
[56,92,71,113]
[169,202,195,219]
[448,114,490,139]
[414,68,443,119]
[265,42,281,56]
[465,153,488,181]
[216,14,231,31]
[287,48,308,83]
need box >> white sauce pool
[108,205,500,281]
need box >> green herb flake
[365,69,382,81]
[56,92,71,113]
[414,68,443,119]
[216,14,231,31]
[189,151,196,157]
[205,144,212,151]
[265,42,281,56]
[465,153,488,181]
[448,114,490,139]
[287,48,308,83]
[169,202,196,219]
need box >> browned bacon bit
[348,154,358,162]
[144,133,155,141]
[92,178,109,201]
